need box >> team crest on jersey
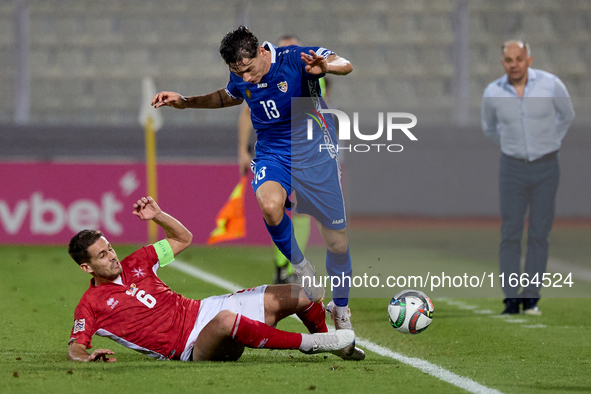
[73,319,85,333]
[277,81,288,93]
[245,88,252,100]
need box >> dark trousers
[498,152,560,298]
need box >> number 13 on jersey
[260,100,280,119]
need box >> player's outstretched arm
[301,51,353,76]
[132,196,193,256]
[152,89,243,109]
[68,341,116,362]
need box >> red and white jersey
[69,246,200,360]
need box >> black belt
[506,150,558,164]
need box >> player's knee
[214,310,238,336]
[260,200,283,225]
[321,227,348,254]
[326,239,349,255]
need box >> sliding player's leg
[192,285,350,361]
[191,311,246,361]
[193,310,352,361]
[263,284,327,333]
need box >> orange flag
[207,176,247,245]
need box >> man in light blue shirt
[481,40,575,315]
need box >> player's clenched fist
[151,91,188,109]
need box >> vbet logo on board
[305,108,418,153]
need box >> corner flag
[208,176,248,245]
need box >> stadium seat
[2,0,591,124]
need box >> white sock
[335,305,349,315]
[291,257,308,269]
[299,333,314,351]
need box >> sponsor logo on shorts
[332,219,344,225]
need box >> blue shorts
[251,156,347,230]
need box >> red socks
[296,302,328,333]
[230,302,327,350]
[231,314,303,350]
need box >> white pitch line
[170,260,242,293]
[169,260,504,394]
[356,339,503,394]
[474,309,495,314]
[505,319,528,323]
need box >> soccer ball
[388,289,434,334]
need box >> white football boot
[300,329,355,355]
[292,259,325,302]
[326,300,366,361]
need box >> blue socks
[326,247,352,306]
[266,213,352,307]
[265,213,304,265]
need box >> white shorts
[180,285,267,361]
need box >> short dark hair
[68,230,103,265]
[219,25,259,67]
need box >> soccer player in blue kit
[152,26,364,360]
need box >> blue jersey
[225,42,338,169]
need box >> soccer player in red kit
[67,196,354,362]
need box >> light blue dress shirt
[481,68,575,161]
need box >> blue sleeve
[224,75,243,100]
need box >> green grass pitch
[1,228,590,393]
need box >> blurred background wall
[1,0,590,222]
